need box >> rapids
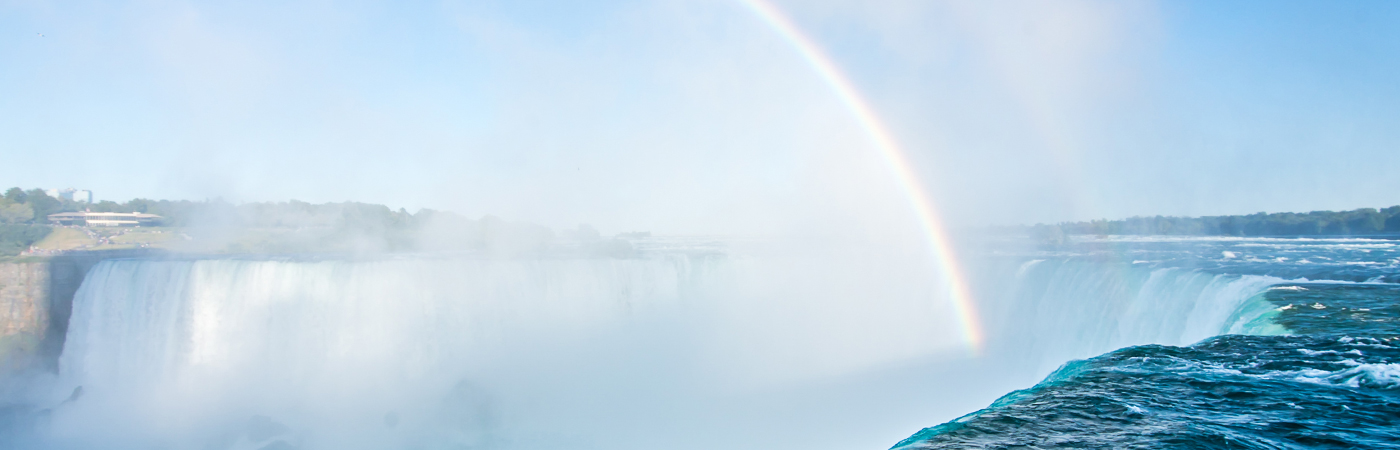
[903,236,1400,449]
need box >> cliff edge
[0,250,157,374]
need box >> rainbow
[738,0,985,352]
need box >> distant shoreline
[1018,206,1400,244]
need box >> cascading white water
[977,258,1284,375]
[62,258,695,387]
[47,251,984,450]
[57,257,711,449]
[41,246,1289,450]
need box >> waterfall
[979,259,1283,374]
[40,249,1288,450]
[55,257,717,449]
[48,252,977,450]
[61,258,701,390]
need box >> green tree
[3,187,26,203]
[0,224,51,256]
[23,189,63,222]
[0,202,35,224]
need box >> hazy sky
[3,0,1399,233]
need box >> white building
[44,188,92,203]
[48,212,162,227]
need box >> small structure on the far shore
[48,212,163,227]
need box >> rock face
[0,251,157,373]
[0,263,51,372]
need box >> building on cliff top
[48,212,163,227]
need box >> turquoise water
[899,236,1400,449]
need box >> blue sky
[2,0,1399,233]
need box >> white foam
[1308,363,1400,389]
[1014,259,1046,279]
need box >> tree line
[0,187,562,257]
[1030,206,1400,243]
[0,188,64,255]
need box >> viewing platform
[47,212,164,227]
